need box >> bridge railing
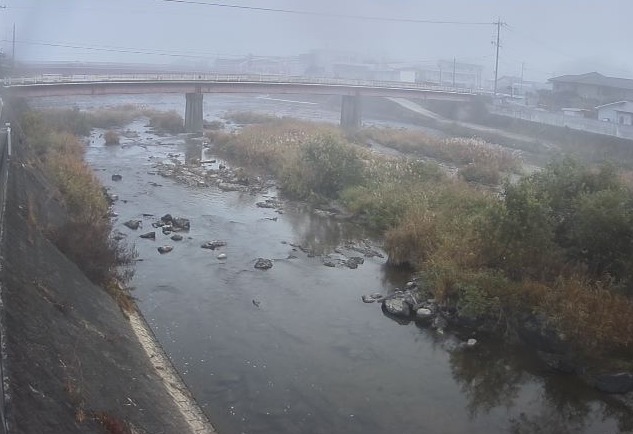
[3,73,481,95]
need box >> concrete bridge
[2,74,481,132]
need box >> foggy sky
[0,0,631,82]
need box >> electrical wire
[159,0,494,25]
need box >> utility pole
[493,18,502,95]
[11,23,15,72]
[452,57,456,88]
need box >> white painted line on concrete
[128,311,216,434]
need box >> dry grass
[542,277,633,353]
[19,108,137,309]
[224,111,281,124]
[354,127,521,185]
[87,105,143,129]
[95,412,131,434]
[147,110,184,134]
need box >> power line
[159,0,494,25]
[2,39,219,59]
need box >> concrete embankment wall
[0,140,195,432]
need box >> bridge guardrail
[3,73,483,95]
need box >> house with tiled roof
[549,72,633,106]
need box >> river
[34,93,633,433]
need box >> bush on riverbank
[16,108,136,308]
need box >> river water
[34,94,633,433]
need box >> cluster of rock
[363,283,440,322]
[120,213,191,255]
[362,282,479,350]
[322,254,365,269]
[153,158,271,194]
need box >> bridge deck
[3,74,482,101]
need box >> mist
[1,1,632,82]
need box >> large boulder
[383,298,411,318]
[592,372,633,394]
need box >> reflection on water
[448,337,633,433]
[34,93,633,433]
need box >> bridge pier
[340,94,362,131]
[184,92,204,134]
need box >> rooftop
[550,72,633,91]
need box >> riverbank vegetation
[209,117,633,361]
[16,107,136,310]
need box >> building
[596,101,633,125]
[415,60,483,89]
[549,72,633,106]
[561,107,592,118]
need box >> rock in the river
[111,174,123,181]
[592,372,633,394]
[256,201,276,209]
[254,258,273,270]
[139,231,156,239]
[172,217,190,231]
[416,308,434,321]
[466,338,478,347]
[201,240,227,250]
[161,214,173,223]
[362,295,376,303]
[322,258,336,267]
[217,253,227,260]
[346,256,364,269]
[171,234,183,241]
[157,246,173,254]
[162,226,172,235]
[124,220,141,230]
[383,298,411,318]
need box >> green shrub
[287,133,364,198]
